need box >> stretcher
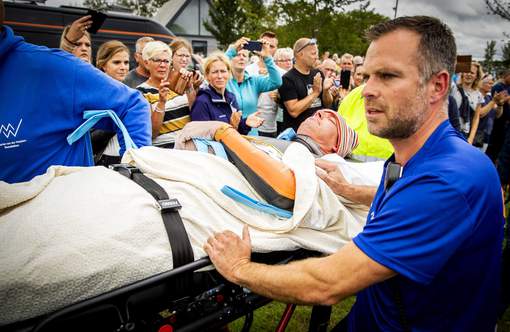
[0,133,382,331]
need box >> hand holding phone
[86,9,107,34]
[340,70,351,90]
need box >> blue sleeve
[253,57,283,93]
[190,95,213,121]
[225,47,237,60]
[353,175,474,284]
[73,62,151,155]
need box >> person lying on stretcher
[174,109,368,211]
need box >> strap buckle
[158,198,182,212]
[109,163,141,179]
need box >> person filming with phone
[224,36,282,135]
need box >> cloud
[365,0,510,60]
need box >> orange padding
[215,126,296,200]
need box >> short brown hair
[96,40,129,70]
[366,16,456,84]
[259,31,276,40]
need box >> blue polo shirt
[348,121,504,331]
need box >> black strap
[389,277,411,332]
[110,164,194,269]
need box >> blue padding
[67,110,137,150]
[276,128,297,141]
[192,138,228,160]
[221,185,293,219]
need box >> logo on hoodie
[0,119,23,139]
[0,118,27,150]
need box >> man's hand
[323,77,334,91]
[204,225,252,283]
[66,15,93,42]
[315,159,348,196]
[246,111,264,128]
[312,73,323,95]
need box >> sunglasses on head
[296,38,317,53]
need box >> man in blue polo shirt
[203,16,504,331]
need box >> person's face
[231,49,249,72]
[206,60,230,92]
[320,60,337,79]
[103,50,129,82]
[275,56,293,71]
[341,59,354,71]
[73,35,92,63]
[298,44,319,69]
[135,41,150,69]
[362,29,431,140]
[172,46,192,71]
[145,51,171,81]
[262,37,278,57]
[353,65,365,87]
[297,110,339,153]
[480,78,494,93]
[462,64,478,87]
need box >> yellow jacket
[338,85,393,160]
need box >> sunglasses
[296,38,317,53]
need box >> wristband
[153,104,165,113]
[64,35,79,46]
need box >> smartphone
[243,41,263,52]
[340,70,351,89]
[86,9,107,34]
[333,79,341,88]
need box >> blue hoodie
[190,85,251,135]
[0,26,151,183]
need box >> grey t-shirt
[123,69,148,89]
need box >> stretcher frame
[2,250,333,332]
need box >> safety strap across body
[109,164,194,270]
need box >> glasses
[174,53,191,59]
[150,58,170,65]
[295,38,317,53]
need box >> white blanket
[0,144,383,324]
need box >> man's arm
[315,159,376,207]
[204,226,395,305]
[283,72,323,118]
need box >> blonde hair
[96,40,129,70]
[170,38,192,55]
[203,52,231,75]
[461,61,484,89]
[142,41,171,61]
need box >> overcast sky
[45,0,509,59]
[362,0,510,60]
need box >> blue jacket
[0,26,151,183]
[225,47,282,118]
[190,85,250,135]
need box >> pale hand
[234,37,250,52]
[203,225,252,284]
[230,111,242,129]
[158,79,171,102]
[66,15,93,42]
[246,112,264,128]
[323,77,334,91]
[256,40,272,58]
[315,159,348,196]
[312,73,323,95]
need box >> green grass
[229,298,355,331]
[229,299,510,331]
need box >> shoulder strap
[110,164,194,269]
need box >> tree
[483,40,497,73]
[203,0,249,49]
[486,0,510,21]
[502,40,510,66]
[83,0,109,11]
